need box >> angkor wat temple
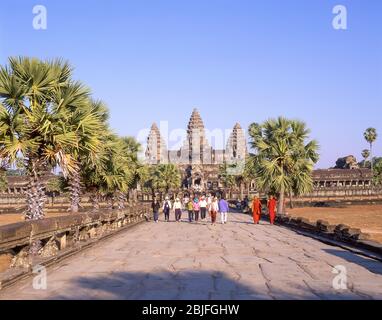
[145,108,247,191]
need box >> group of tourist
[151,194,229,225]
[151,194,278,226]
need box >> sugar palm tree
[361,149,370,168]
[81,133,134,211]
[249,117,319,215]
[218,163,237,199]
[134,164,151,191]
[364,128,378,172]
[0,169,7,193]
[64,97,109,213]
[219,163,236,188]
[118,136,142,205]
[0,57,79,219]
[149,164,181,196]
[138,165,158,197]
[373,158,382,186]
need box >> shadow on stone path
[323,249,382,276]
[47,270,364,300]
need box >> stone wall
[0,194,128,214]
[291,186,382,205]
[0,203,151,290]
[274,213,382,257]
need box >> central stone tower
[180,108,211,165]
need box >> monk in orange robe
[252,197,262,224]
[267,196,277,225]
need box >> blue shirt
[218,199,229,213]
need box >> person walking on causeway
[163,196,172,222]
[252,196,262,224]
[267,195,277,225]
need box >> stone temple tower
[145,123,168,164]
[180,108,211,165]
[145,109,249,191]
[226,123,247,164]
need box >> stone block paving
[1,212,382,300]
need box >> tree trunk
[106,194,114,210]
[277,185,285,215]
[289,191,294,209]
[370,143,374,172]
[68,170,81,213]
[90,193,100,211]
[116,191,126,211]
[240,182,244,200]
[25,173,46,220]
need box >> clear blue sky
[0,0,381,168]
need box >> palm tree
[364,128,378,172]
[373,158,382,186]
[0,169,7,193]
[219,164,236,188]
[149,164,181,196]
[118,136,142,204]
[361,149,370,168]
[242,157,257,197]
[82,133,134,211]
[65,97,109,212]
[134,164,151,191]
[135,164,157,197]
[0,57,79,220]
[218,163,237,199]
[248,117,319,215]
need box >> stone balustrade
[0,202,151,289]
[274,214,382,257]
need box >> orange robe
[252,199,262,224]
[267,198,277,224]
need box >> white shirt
[199,200,207,208]
[210,201,219,212]
[173,201,182,210]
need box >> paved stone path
[1,212,382,300]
